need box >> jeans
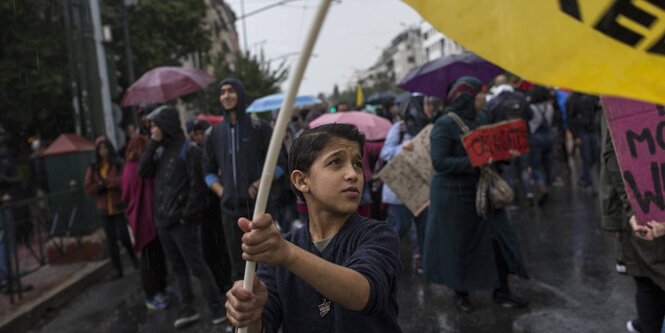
[0,208,15,284]
[634,276,665,333]
[101,214,137,276]
[579,132,599,186]
[139,238,167,299]
[158,223,221,311]
[386,204,427,256]
[222,212,247,282]
[522,132,554,195]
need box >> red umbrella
[308,111,392,141]
[120,66,215,107]
[196,114,224,125]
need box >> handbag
[446,112,514,216]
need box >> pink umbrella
[120,66,215,107]
[308,111,392,141]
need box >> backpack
[489,91,527,122]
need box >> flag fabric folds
[401,0,665,105]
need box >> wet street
[32,184,635,333]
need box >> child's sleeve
[342,222,400,316]
[257,263,282,333]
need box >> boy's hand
[225,279,267,328]
[238,214,292,266]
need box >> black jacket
[139,106,206,229]
[565,92,601,137]
[203,78,282,216]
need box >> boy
[225,124,402,332]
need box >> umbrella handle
[238,1,333,332]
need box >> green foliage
[106,0,211,90]
[205,51,288,112]
[0,0,73,142]
[329,71,403,107]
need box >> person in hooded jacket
[202,78,286,282]
[138,106,225,328]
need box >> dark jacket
[258,213,401,333]
[599,117,665,290]
[203,78,279,216]
[485,90,529,124]
[138,106,206,229]
[565,92,601,137]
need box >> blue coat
[424,112,528,291]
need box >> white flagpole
[239,0,334,332]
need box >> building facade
[420,21,465,62]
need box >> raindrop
[36,51,40,71]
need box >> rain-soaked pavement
[32,184,636,333]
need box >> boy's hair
[288,123,366,198]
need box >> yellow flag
[356,85,364,107]
[402,0,665,105]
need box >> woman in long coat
[424,76,529,312]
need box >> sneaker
[173,306,200,329]
[493,291,529,308]
[413,253,423,274]
[455,296,474,313]
[626,319,642,333]
[211,305,227,325]
[160,289,179,301]
[145,295,168,311]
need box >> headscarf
[445,76,482,121]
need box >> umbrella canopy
[120,66,215,107]
[308,111,392,141]
[398,53,503,99]
[366,92,397,105]
[246,93,322,113]
[196,114,224,125]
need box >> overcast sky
[225,0,424,96]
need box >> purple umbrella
[398,53,504,98]
[121,66,215,107]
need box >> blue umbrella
[246,93,323,113]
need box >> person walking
[202,78,286,281]
[566,92,602,190]
[121,134,170,311]
[522,86,556,205]
[138,106,225,328]
[424,77,529,313]
[84,137,138,279]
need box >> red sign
[462,119,529,167]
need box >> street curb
[0,259,112,333]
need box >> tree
[0,0,73,145]
[205,51,288,113]
[105,0,211,91]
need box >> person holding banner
[600,119,665,333]
[224,124,401,333]
[424,76,529,313]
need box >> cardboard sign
[462,119,529,167]
[603,96,665,225]
[378,125,433,216]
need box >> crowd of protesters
[66,73,665,332]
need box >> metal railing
[0,186,80,304]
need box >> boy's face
[298,138,364,215]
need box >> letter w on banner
[401,0,665,106]
[603,97,665,225]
